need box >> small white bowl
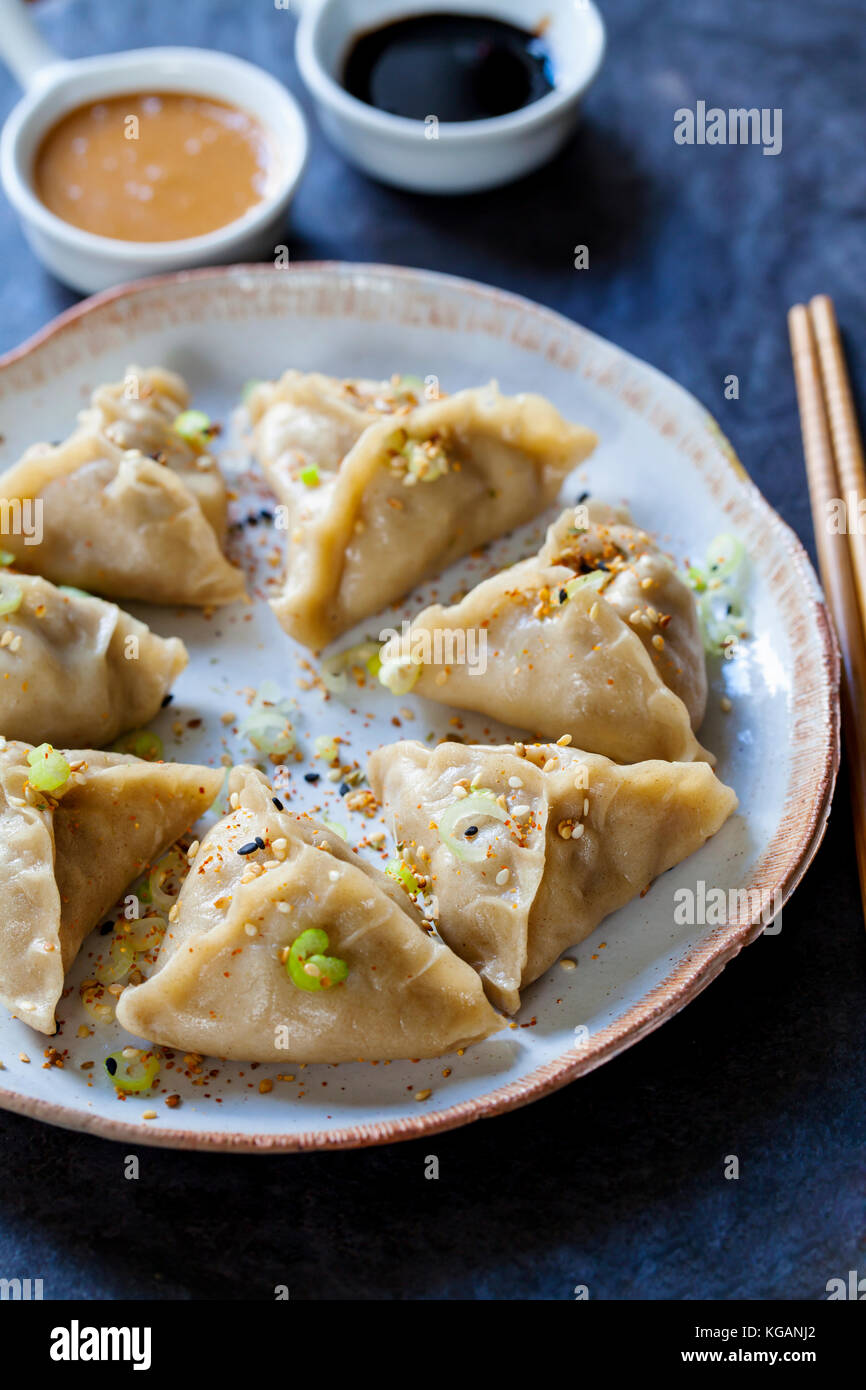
[296,0,606,194]
[0,29,309,294]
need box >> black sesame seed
[260,509,274,522]
[339,782,350,796]
[161,694,173,707]
[304,772,320,784]
[254,836,266,850]
[272,797,284,810]
[237,841,259,856]
[464,825,479,838]
[559,588,568,603]
[105,1057,117,1076]
[99,921,113,936]
[576,491,590,504]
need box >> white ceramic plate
[0,264,839,1151]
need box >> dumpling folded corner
[0,366,246,607]
[368,740,738,1013]
[116,765,503,1062]
[0,572,187,747]
[378,501,710,765]
[0,741,223,1034]
[249,372,596,650]
[538,500,708,729]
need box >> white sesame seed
[508,776,523,788]
[583,798,590,816]
[571,823,585,839]
[496,867,510,886]
[511,803,530,819]
[556,734,573,746]
[244,923,258,936]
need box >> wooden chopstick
[809,294,866,633]
[788,302,866,919]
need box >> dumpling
[368,740,738,1012]
[79,364,229,538]
[0,740,223,1033]
[0,368,245,606]
[378,539,709,764]
[117,765,502,1061]
[248,373,596,650]
[538,501,707,727]
[0,572,187,747]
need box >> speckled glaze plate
[0,264,839,1151]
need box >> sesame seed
[583,798,590,816]
[452,784,468,799]
[259,1079,273,1094]
[496,867,510,886]
[415,1089,432,1102]
[572,823,585,839]
[244,923,258,937]
[559,958,577,971]
[588,602,599,620]
[542,758,557,774]
[652,634,665,650]
[142,1111,158,1120]
[556,734,573,746]
[511,803,530,819]
[508,776,523,788]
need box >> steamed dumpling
[378,544,709,764]
[248,373,596,650]
[117,765,502,1061]
[0,572,187,747]
[0,367,245,606]
[368,740,738,1012]
[538,501,707,727]
[0,740,223,1033]
[79,364,229,538]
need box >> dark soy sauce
[342,13,555,123]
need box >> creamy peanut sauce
[33,92,276,242]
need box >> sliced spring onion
[80,981,114,1025]
[299,464,320,487]
[241,681,296,756]
[561,571,611,601]
[104,1050,161,1093]
[119,914,167,954]
[0,550,14,566]
[378,652,422,695]
[58,585,93,599]
[322,818,348,841]
[705,533,746,581]
[148,846,189,913]
[0,576,22,616]
[26,744,70,793]
[286,928,349,992]
[111,729,164,761]
[173,409,212,444]
[397,374,425,395]
[313,734,340,764]
[436,790,508,863]
[385,858,419,895]
[320,641,382,694]
[95,932,136,985]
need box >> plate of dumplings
[0,264,838,1150]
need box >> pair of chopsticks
[788,296,866,920]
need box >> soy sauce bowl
[0,43,308,294]
[296,0,606,194]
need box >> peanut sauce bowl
[296,0,606,193]
[0,12,309,294]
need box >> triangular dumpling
[378,544,709,764]
[117,765,502,1061]
[0,367,245,606]
[248,373,596,650]
[0,571,187,747]
[368,740,738,1012]
[0,740,223,1033]
[538,501,707,727]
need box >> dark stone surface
[0,0,863,1301]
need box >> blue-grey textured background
[0,0,863,1301]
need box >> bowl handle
[0,0,64,90]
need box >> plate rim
[0,261,841,1153]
